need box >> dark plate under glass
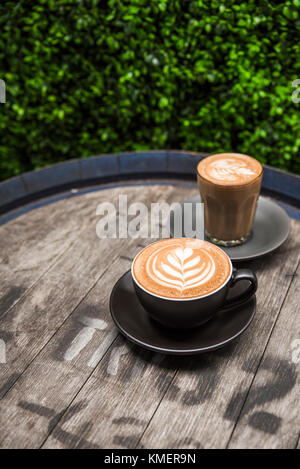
[169,196,290,261]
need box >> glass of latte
[197,153,263,246]
[132,238,257,329]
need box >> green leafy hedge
[1,0,300,181]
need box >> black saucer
[110,270,256,356]
[169,196,290,261]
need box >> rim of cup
[196,153,263,188]
[131,238,233,302]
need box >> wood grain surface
[0,180,299,449]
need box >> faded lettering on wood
[0,182,298,449]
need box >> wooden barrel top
[0,153,299,449]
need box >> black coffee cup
[131,253,257,329]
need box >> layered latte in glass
[197,153,263,246]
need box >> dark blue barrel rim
[0,151,299,218]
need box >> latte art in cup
[132,238,231,299]
[198,153,262,186]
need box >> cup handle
[223,268,257,309]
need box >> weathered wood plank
[0,258,124,449]
[0,191,100,318]
[0,181,298,449]
[0,187,134,400]
[135,220,300,449]
[0,184,193,448]
[42,335,178,449]
[228,261,300,449]
[41,221,299,449]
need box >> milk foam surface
[133,238,231,299]
[198,153,262,185]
